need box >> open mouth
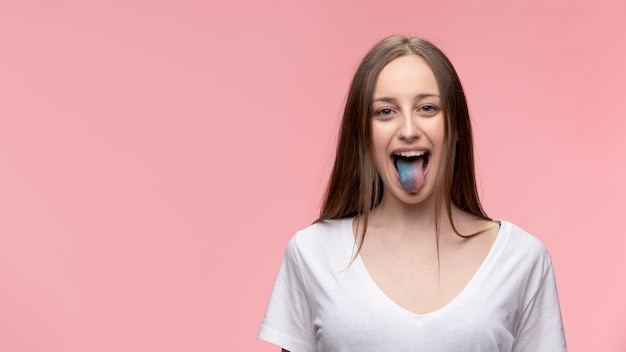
[391,150,430,193]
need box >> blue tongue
[396,157,425,192]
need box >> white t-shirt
[258,218,566,351]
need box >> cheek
[428,118,447,150]
[370,129,386,156]
[372,135,391,159]
[371,121,394,147]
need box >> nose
[398,113,420,141]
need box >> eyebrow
[372,94,440,103]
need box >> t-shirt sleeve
[258,235,317,352]
[513,262,567,352]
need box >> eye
[379,108,393,116]
[374,107,396,119]
[418,104,439,116]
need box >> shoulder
[289,218,350,249]
[496,220,553,271]
[499,221,550,253]
[479,221,558,306]
[284,217,354,268]
[296,217,349,238]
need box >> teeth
[393,150,427,158]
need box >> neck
[368,191,457,240]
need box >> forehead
[373,55,439,99]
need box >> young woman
[258,35,566,351]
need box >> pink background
[1,0,624,351]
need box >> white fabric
[258,218,566,352]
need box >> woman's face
[370,54,446,206]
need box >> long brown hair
[316,35,490,249]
